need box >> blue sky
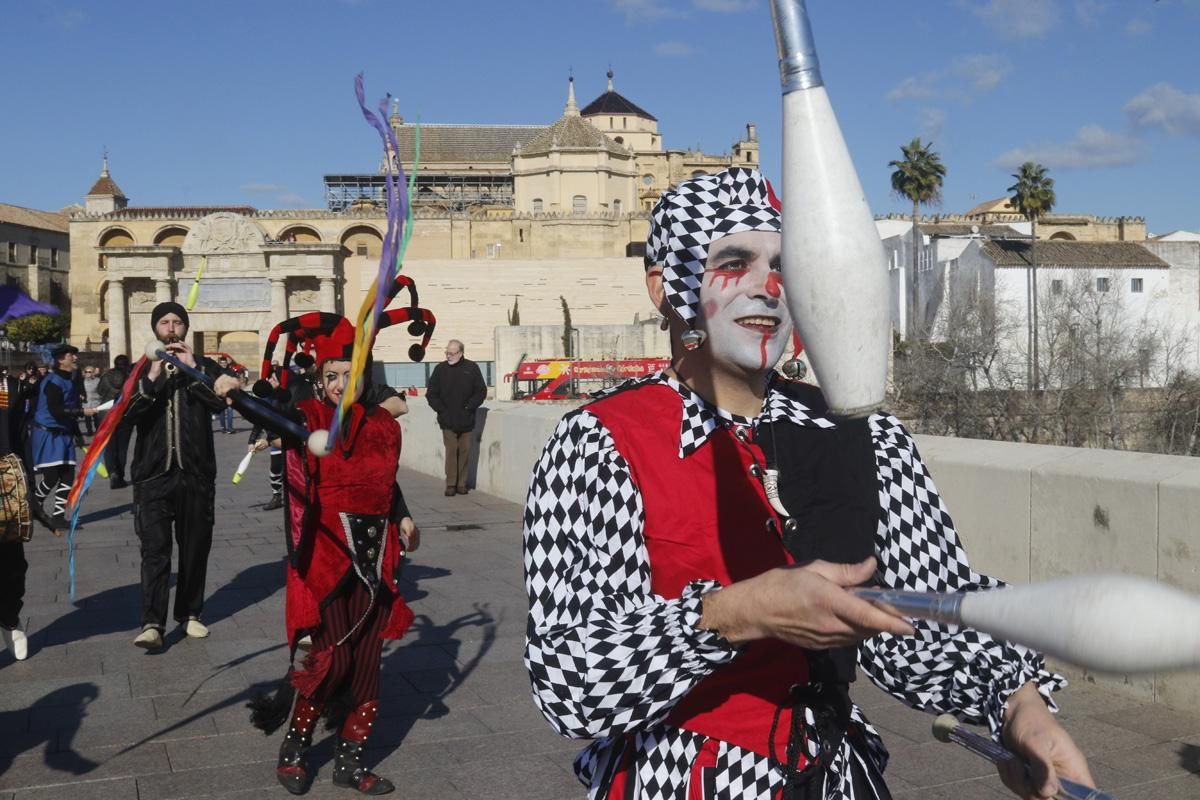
[4,0,1199,233]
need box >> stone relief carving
[287,277,321,311]
[126,278,157,311]
[182,212,266,255]
[192,279,271,310]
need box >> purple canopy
[0,285,58,325]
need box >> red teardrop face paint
[696,230,793,373]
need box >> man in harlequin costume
[228,304,435,796]
[523,168,1095,800]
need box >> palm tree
[890,138,946,338]
[1008,161,1056,390]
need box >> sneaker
[134,626,164,650]
[1,626,28,661]
[185,618,209,639]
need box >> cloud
[886,76,939,102]
[1125,17,1152,35]
[1124,83,1200,136]
[613,0,680,21]
[994,125,1145,170]
[951,54,1012,94]
[969,0,1060,39]
[241,183,308,208]
[887,54,1010,104]
[692,0,756,10]
[919,108,948,141]
[654,41,695,57]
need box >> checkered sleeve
[523,410,739,739]
[858,414,1066,740]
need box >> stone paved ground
[2,426,1200,799]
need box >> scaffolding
[324,173,514,212]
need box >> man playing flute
[125,302,225,650]
[523,168,1094,800]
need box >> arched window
[532,198,543,213]
[572,195,587,215]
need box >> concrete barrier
[398,397,1200,709]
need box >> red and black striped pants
[307,580,393,706]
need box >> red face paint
[765,271,783,299]
[707,270,747,291]
[791,330,804,358]
[759,331,771,369]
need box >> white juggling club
[932,715,1114,800]
[856,573,1200,674]
[770,0,891,417]
[232,450,254,484]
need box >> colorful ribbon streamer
[64,356,149,597]
[327,75,420,445]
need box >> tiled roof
[983,240,1168,268]
[519,115,629,157]
[87,174,126,198]
[392,123,546,163]
[0,202,70,233]
[964,196,1014,217]
[922,222,1027,238]
[580,90,656,122]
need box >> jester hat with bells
[257,275,436,395]
[646,167,782,350]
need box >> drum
[0,453,32,544]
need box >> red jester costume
[246,300,436,797]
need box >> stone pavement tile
[163,730,278,772]
[394,669,490,708]
[1094,703,1200,742]
[376,708,494,746]
[152,689,256,733]
[361,738,462,774]
[129,661,249,699]
[1114,773,1200,799]
[1050,712,1156,757]
[135,760,281,800]
[446,752,586,800]
[68,713,219,749]
[1052,682,1150,718]
[0,732,57,761]
[0,674,131,714]
[0,742,170,792]
[892,776,1012,799]
[386,641,458,671]
[881,740,997,789]
[12,777,139,800]
[0,709,30,736]
[28,696,159,734]
[467,698,560,735]
[439,727,583,764]
[0,652,104,683]
[1090,739,1198,786]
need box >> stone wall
[397,396,1200,710]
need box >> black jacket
[96,366,128,404]
[124,357,225,484]
[426,358,486,433]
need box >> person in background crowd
[425,339,485,497]
[96,354,133,489]
[81,365,101,436]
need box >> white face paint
[696,230,794,373]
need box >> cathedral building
[67,74,760,372]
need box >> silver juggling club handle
[853,574,1200,674]
[933,716,1115,800]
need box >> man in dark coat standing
[425,339,485,496]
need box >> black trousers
[306,580,392,706]
[0,540,26,629]
[103,420,131,481]
[268,451,283,496]
[133,471,215,629]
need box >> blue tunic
[31,371,78,469]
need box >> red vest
[588,383,810,763]
[283,400,412,647]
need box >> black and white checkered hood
[645,167,781,326]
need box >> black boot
[263,493,283,511]
[277,696,322,795]
[331,701,394,795]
